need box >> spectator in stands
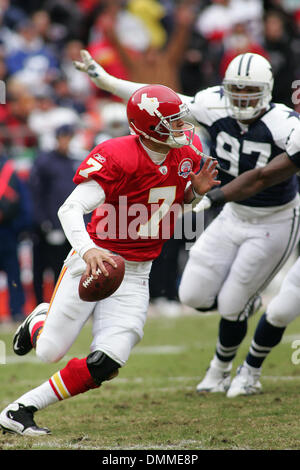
[0,1,26,55]
[0,0,27,31]
[43,0,83,43]
[31,10,53,47]
[60,40,93,99]
[28,124,80,304]
[96,2,195,93]
[5,18,59,90]
[0,149,32,322]
[263,9,297,107]
[84,1,150,100]
[195,0,263,43]
[219,22,269,78]
[51,74,86,114]
[93,100,129,145]
[0,79,37,155]
[27,85,80,152]
[127,0,168,48]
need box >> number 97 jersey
[73,134,202,262]
[189,86,300,208]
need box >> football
[78,254,125,302]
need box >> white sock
[16,381,58,410]
[211,355,232,372]
[243,361,261,375]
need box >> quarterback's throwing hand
[190,157,221,196]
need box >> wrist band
[207,187,225,205]
[192,186,204,200]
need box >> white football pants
[266,256,300,327]
[179,203,300,321]
[36,251,151,366]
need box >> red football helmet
[127,85,194,148]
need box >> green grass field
[1,308,300,451]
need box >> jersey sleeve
[188,86,226,127]
[264,105,300,168]
[286,121,300,168]
[73,146,124,200]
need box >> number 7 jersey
[73,135,202,261]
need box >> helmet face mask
[223,82,270,121]
[154,103,195,148]
[223,53,274,121]
[127,85,195,148]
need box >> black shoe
[13,303,48,356]
[0,403,51,436]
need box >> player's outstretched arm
[73,50,146,101]
[73,50,194,104]
[194,152,299,212]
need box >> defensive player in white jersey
[179,54,300,397]
[0,84,220,435]
[70,51,300,397]
[189,114,300,397]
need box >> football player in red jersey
[72,50,300,400]
[0,85,220,435]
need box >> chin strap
[190,143,217,163]
[131,123,188,149]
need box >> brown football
[78,255,125,302]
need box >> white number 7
[79,157,103,178]
[138,186,177,237]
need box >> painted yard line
[27,439,202,451]
[2,354,300,384]
[2,346,186,364]
[132,345,186,354]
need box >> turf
[1,309,300,450]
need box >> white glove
[193,195,212,213]
[73,50,116,93]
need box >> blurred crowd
[1,0,300,322]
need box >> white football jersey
[187,86,300,209]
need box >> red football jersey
[73,135,202,261]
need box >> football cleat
[0,403,51,436]
[13,303,49,356]
[196,365,231,393]
[226,364,262,398]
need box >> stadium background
[0,0,300,322]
